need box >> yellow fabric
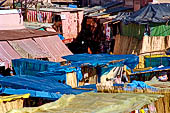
[126,67,152,75]
[133,67,152,72]
[0,94,30,103]
[145,55,170,58]
[140,109,145,113]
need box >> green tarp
[120,23,170,38]
[150,23,170,36]
[121,23,145,39]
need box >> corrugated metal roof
[84,1,123,15]
[0,41,21,67]
[28,6,83,13]
[88,6,132,17]
[0,29,57,41]
[34,36,73,62]
[8,39,50,59]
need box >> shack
[0,9,72,68]
[72,1,132,54]
[62,53,139,84]
[113,3,170,56]
[26,6,84,42]
[0,75,94,100]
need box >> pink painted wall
[61,11,84,39]
[0,11,24,30]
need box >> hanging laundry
[148,103,157,113]
[140,109,145,113]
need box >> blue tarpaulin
[68,4,77,8]
[37,65,83,84]
[131,66,170,75]
[12,58,60,76]
[0,76,95,100]
[0,88,62,100]
[62,54,139,83]
[62,54,139,69]
[125,80,158,92]
[145,57,170,68]
[57,34,65,40]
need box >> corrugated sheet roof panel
[8,39,50,59]
[0,41,21,67]
[34,36,73,62]
[0,29,57,41]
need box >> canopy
[62,54,139,69]
[124,3,170,24]
[0,94,30,103]
[131,66,170,75]
[0,76,94,99]
[12,58,60,76]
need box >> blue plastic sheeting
[131,66,170,75]
[0,88,62,100]
[37,66,83,83]
[68,4,77,8]
[36,72,66,82]
[12,58,60,76]
[145,57,170,68]
[126,80,157,92]
[57,34,65,40]
[12,58,83,86]
[62,54,139,69]
[0,76,94,97]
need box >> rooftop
[0,29,57,41]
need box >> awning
[131,66,170,75]
[34,36,73,62]
[0,94,30,103]
[88,6,132,18]
[8,39,50,59]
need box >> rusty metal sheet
[34,36,73,62]
[0,41,21,67]
[8,39,50,59]
[0,29,57,41]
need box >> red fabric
[27,10,52,23]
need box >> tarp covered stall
[37,65,83,88]
[144,55,170,68]
[34,36,73,62]
[8,39,50,59]
[12,58,60,76]
[63,54,139,83]
[62,54,139,69]
[0,94,30,113]
[9,92,163,113]
[0,76,95,100]
[130,66,170,75]
[12,58,82,88]
[0,41,21,68]
[124,3,170,24]
[113,4,170,55]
